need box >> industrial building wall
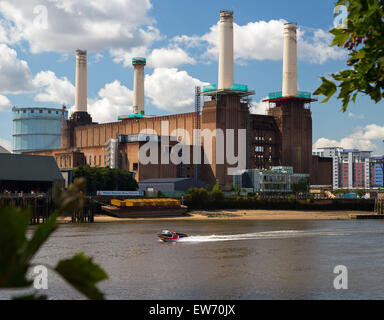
[249,114,282,170]
[268,100,312,175]
[311,156,332,186]
[72,112,196,149]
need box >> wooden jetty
[350,198,384,219]
[0,194,95,224]
[0,194,52,225]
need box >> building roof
[0,154,63,182]
[139,178,191,184]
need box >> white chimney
[218,10,234,90]
[132,57,146,115]
[74,50,87,112]
[282,23,298,97]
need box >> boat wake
[177,230,348,243]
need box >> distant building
[138,178,204,194]
[371,156,384,188]
[313,147,384,190]
[12,106,68,154]
[233,166,310,194]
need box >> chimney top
[76,49,87,55]
[284,22,297,29]
[220,10,233,20]
[132,57,147,66]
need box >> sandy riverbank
[56,209,372,223]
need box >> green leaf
[330,29,350,47]
[314,77,337,103]
[55,253,108,300]
[0,206,31,288]
[19,211,58,265]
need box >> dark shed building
[0,154,64,194]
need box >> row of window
[86,154,139,171]
[56,155,72,168]
[16,109,66,115]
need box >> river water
[2,219,384,299]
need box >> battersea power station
[28,11,318,189]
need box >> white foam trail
[177,230,348,243]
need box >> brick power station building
[27,11,321,189]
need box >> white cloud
[298,28,346,64]
[0,138,12,153]
[85,80,133,123]
[147,47,195,68]
[249,98,269,115]
[174,20,345,64]
[0,44,35,94]
[313,124,384,151]
[111,46,151,68]
[0,95,11,111]
[145,68,208,113]
[348,112,365,120]
[33,71,75,105]
[0,0,161,62]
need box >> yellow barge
[101,198,188,218]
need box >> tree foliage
[0,179,108,300]
[210,183,225,202]
[314,0,384,111]
[73,165,138,195]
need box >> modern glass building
[233,166,310,193]
[12,107,68,154]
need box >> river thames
[2,219,384,299]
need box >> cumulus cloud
[298,28,346,64]
[313,124,384,151]
[145,68,208,113]
[249,98,269,115]
[348,112,365,120]
[33,71,75,105]
[0,44,35,94]
[111,46,151,67]
[0,95,11,111]
[85,80,133,123]
[147,47,195,68]
[0,0,161,61]
[174,19,345,64]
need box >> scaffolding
[194,86,201,185]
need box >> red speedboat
[158,230,188,242]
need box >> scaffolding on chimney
[194,86,201,184]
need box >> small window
[89,156,92,165]
[31,110,34,113]
[48,110,51,114]
[133,163,138,171]
[39,109,43,113]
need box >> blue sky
[0,0,383,154]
